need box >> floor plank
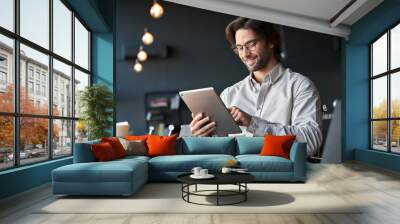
[1,161,400,224]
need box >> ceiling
[164,0,384,38]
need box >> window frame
[0,0,92,171]
[370,20,400,154]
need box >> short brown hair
[225,17,282,61]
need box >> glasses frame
[232,38,259,55]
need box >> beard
[243,49,272,72]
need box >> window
[28,67,34,80]
[0,0,91,170]
[370,22,400,154]
[0,34,13,113]
[20,0,49,49]
[28,81,34,94]
[53,0,72,60]
[74,69,89,118]
[0,55,7,67]
[0,116,13,170]
[75,18,89,70]
[53,59,72,117]
[0,0,14,32]
[35,70,40,81]
[0,71,6,85]
[42,85,46,97]
[35,83,40,95]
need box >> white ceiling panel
[163,0,384,38]
[223,0,352,21]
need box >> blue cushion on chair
[235,137,264,155]
[179,137,235,155]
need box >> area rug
[37,183,362,214]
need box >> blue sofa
[52,137,306,196]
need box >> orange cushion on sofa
[146,134,177,157]
[260,135,296,159]
[124,135,149,141]
[91,142,118,161]
[101,137,127,158]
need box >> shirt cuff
[246,116,275,136]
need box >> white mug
[221,167,232,174]
[200,169,208,176]
[191,167,202,176]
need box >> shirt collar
[248,63,283,87]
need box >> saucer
[190,174,215,179]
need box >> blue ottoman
[52,156,148,196]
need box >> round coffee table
[177,173,255,206]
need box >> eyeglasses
[232,39,259,54]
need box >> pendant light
[142,28,154,45]
[137,46,148,62]
[150,0,164,19]
[134,60,143,72]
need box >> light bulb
[137,49,148,62]
[150,1,164,19]
[142,29,154,45]
[134,61,143,72]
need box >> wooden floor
[1,162,400,224]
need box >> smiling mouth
[245,58,257,67]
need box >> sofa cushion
[119,138,147,156]
[235,137,263,155]
[148,154,235,172]
[236,155,293,172]
[91,142,118,161]
[147,134,178,157]
[52,158,147,183]
[260,135,296,159]
[179,137,235,155]
[101,137,127,158]
[73,139,100,163]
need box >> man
[189,17,323,157]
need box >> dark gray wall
[116,0,342,134]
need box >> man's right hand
[189,113,216,137]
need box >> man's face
[234,28,273,72]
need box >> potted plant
[79,84,114,140]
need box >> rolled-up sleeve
[247,79,323,157]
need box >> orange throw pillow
[260,135,296,159]
[91,142,117,161]
[101,137,127,158]
[146,134,177,157]
[125,135,148,141]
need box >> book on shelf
[149,97,169,108]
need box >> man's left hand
[228,106,252,127]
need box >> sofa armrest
[73,140,100,163]
[289,142,307,181]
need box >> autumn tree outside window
[0,0,91,170]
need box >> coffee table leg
[217,184,219,206]
[245,183,247,201]
[187,184,190,202]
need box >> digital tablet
[179,87,242,136]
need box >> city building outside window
[0,0,91,170]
